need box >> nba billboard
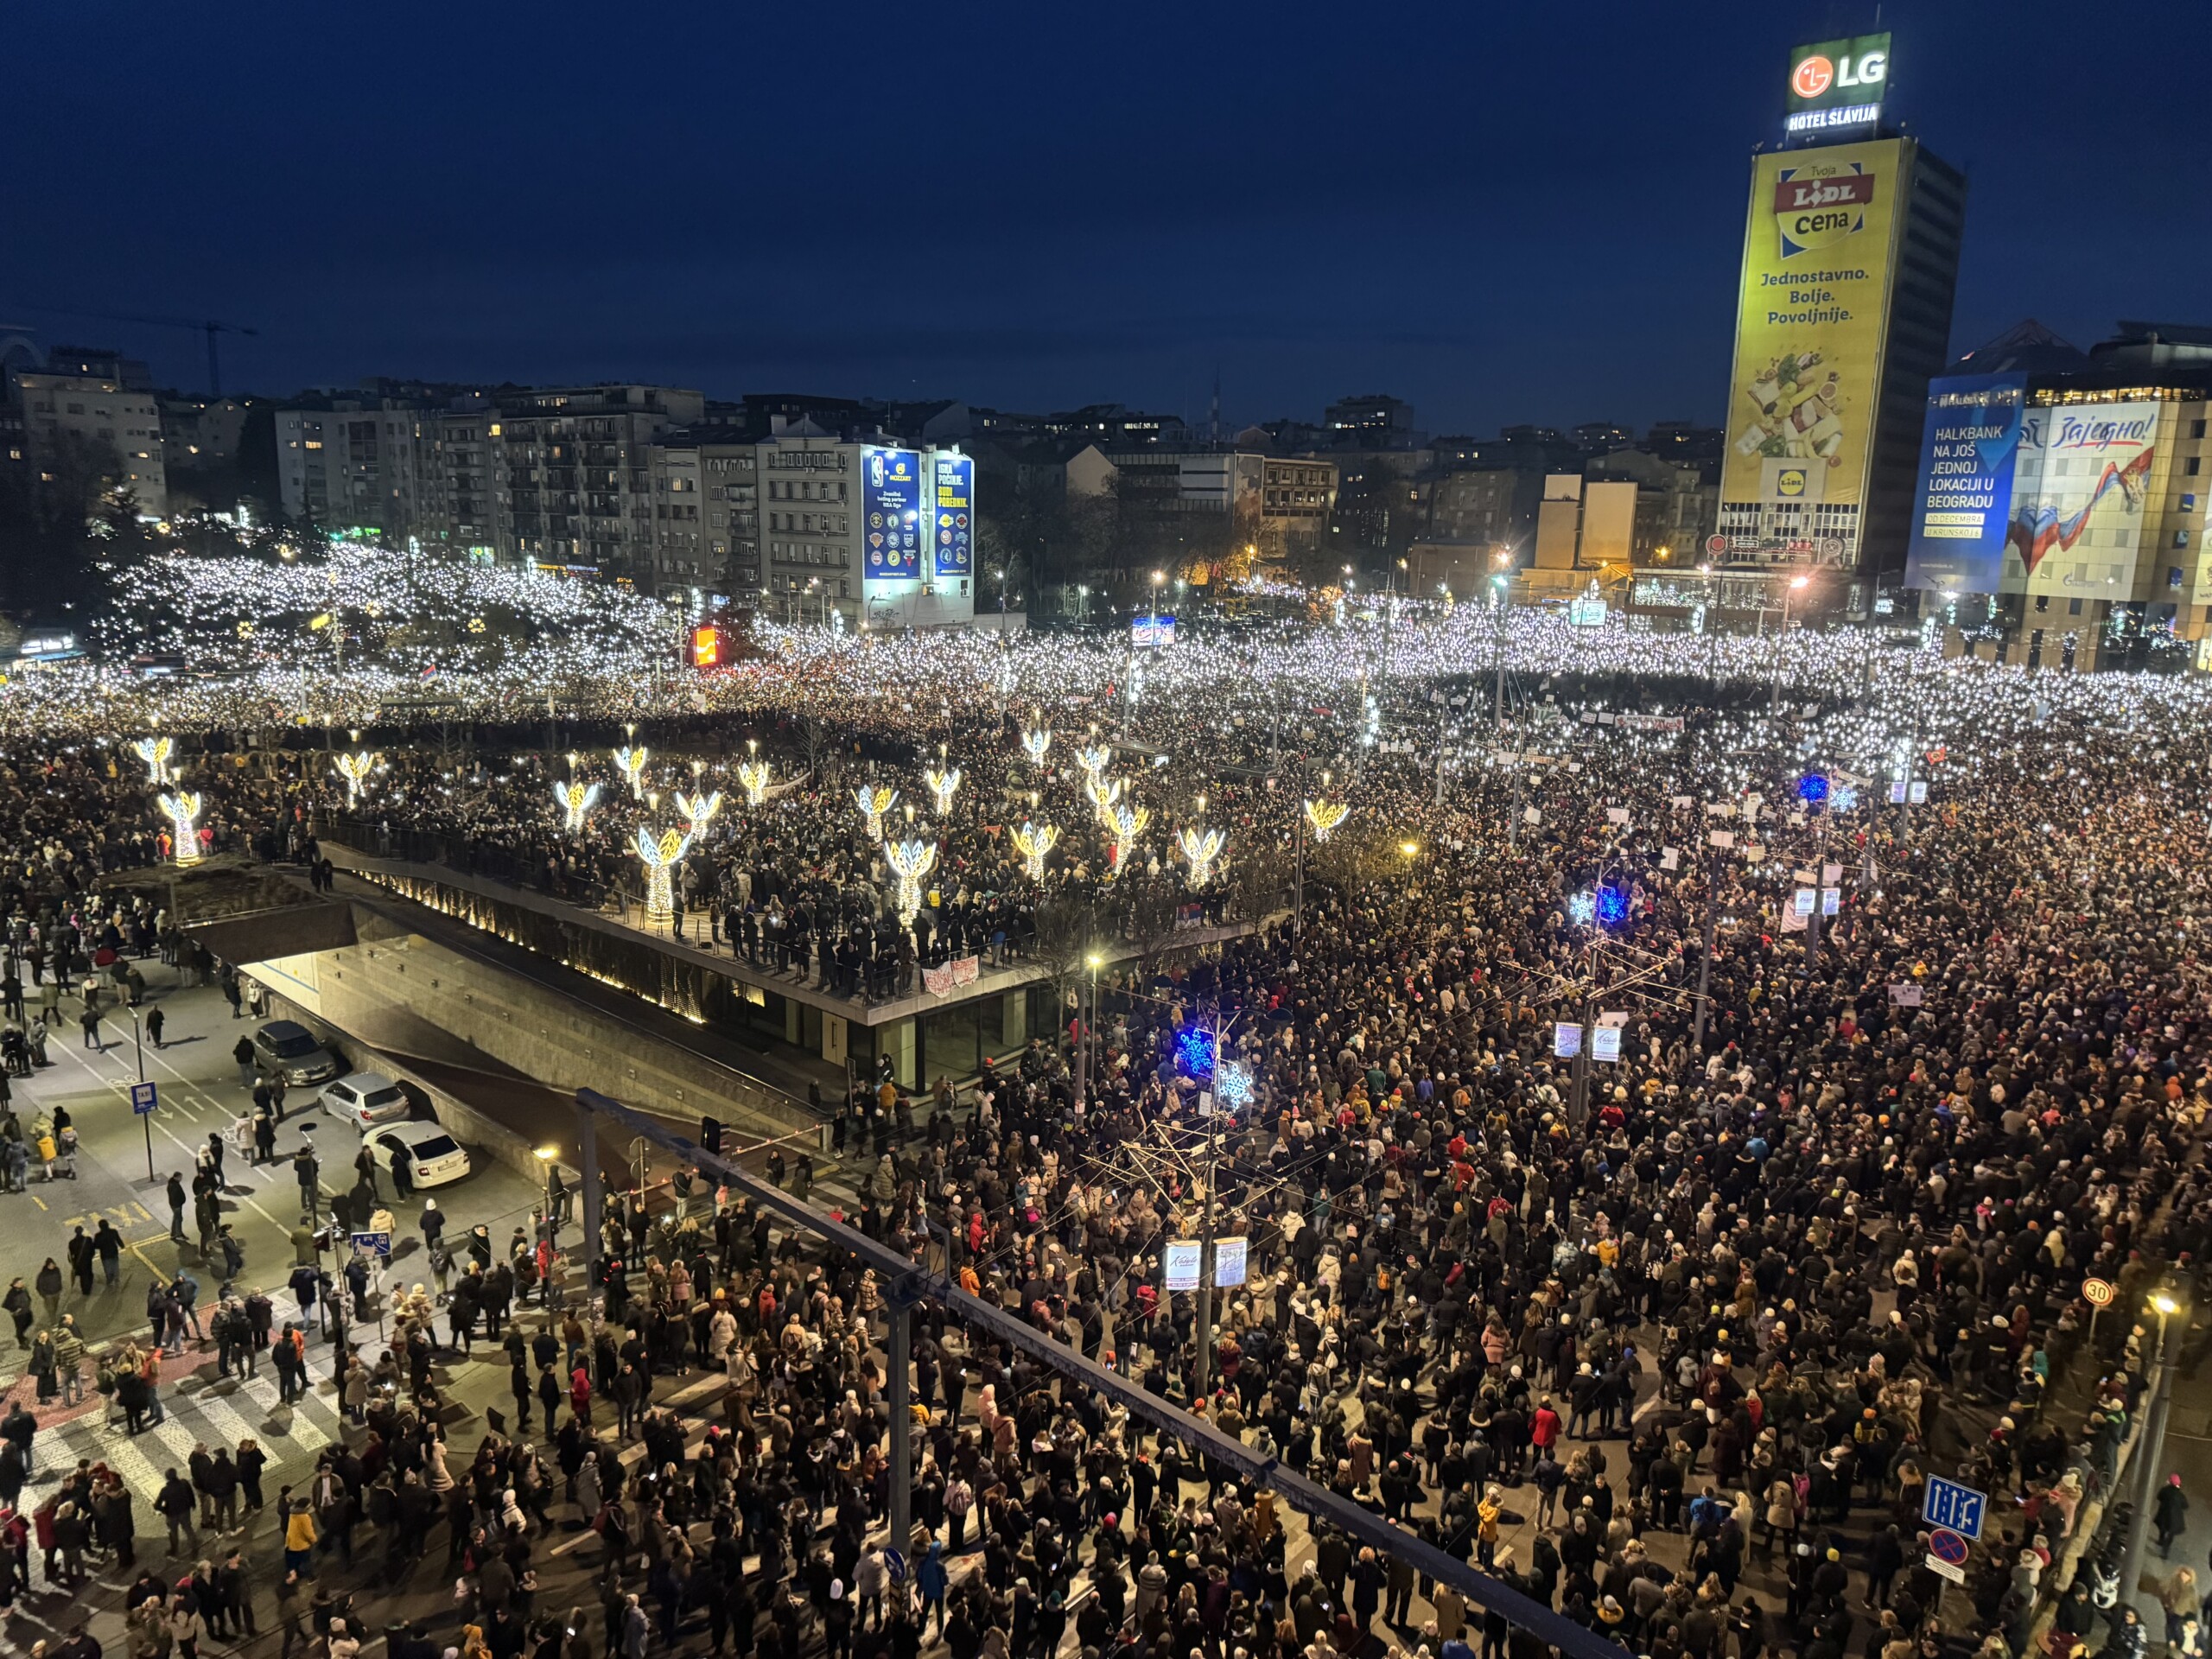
[1720,138,1908,564]
[2003,403,2159,596]
[862,447,923,582]
[1903,372,2027,593]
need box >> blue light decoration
[1594,886,1630,928]
[1833,784,1859,811]
[1797,772,1831,805]
[1176,1025,1217,1081]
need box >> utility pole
[1191,1009,1230,1401]
[1492,582,1508,733]
[2121,1292,2185,1616]
[1691,845,1720,1051]
[1568,939,1604,1129]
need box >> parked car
[252,1020,341,1086]
[366,1121,472,1188]
[318,1071,411,1129]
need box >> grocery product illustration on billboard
[862,447,923,581]
[2004,403,2158,587]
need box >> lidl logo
[1792,56,1834,99]
[1777,467,1808,498]
[1773,163,1874,256]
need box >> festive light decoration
[132,735,174,785]
[1215,1059,1255,1110]
[1077,744,1112,780]
[1108,801,1150,871]
[613,746,650,801]
[735,760,772,805]
[1010,820,1060,881]
[633,825,692,919]
[674,790,723,832]
[158,791,202,866]
[1086,774,1124,823]
[882,838,939,927]
[1304,798,1350,842]
[925,766,962,817]
[1020,726,1052,768]
[554,779,601,833]
[855,785,899,842]
[1179,825,1227,888]
[334,750,378,808]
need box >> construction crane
[11,304,258,397]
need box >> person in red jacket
[1531,1395,1562,1455]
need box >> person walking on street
[2157,1473,2190,1556]
[233,1036,255,1086]
[148,1007,165,1049]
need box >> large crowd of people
[0,601,2209,1659]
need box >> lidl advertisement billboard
[930,452,974,580]
[862,447,923,582]
[2004,402,2159,595]
[1903,372,2028,593]
[1786,35,1891,140]
[1721,138,1906,547]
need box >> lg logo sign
[1790,40,1888,102]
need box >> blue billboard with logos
[862,448,923,582]
[931,453,975,580]
[1903,372,2027,593]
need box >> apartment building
[9,359,168,517]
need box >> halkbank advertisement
[1721,138,1906,537]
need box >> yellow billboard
[1721,138,1907,547]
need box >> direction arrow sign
[130,1081,158,1116]
[1929,1528,1969,1566]
[1923,1476,1986,1541]
[349,1230,392,1260]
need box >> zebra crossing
[33,1367,349,1502]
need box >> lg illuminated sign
[1785,33,1890,137]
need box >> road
[0,966,542,1506]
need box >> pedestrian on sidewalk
[233,1037,255,1086]
[148,1007,165,1048]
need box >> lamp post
[2121,1288,2186,1612]
[1770,573,1810,715]
[534,1145,560,1306]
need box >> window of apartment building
[2188,457,2202,476]
[2193,419,2208,439]
[66,404,83,415]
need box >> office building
[1715,33,1965,588]
[1900,320,2212,671]
[1100,448,1338,567]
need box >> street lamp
[1770,573,1812,715]
[2122,1286,2190,1612]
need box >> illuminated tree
[674,790,723,832]
[854,785,899,842]
[1304,798,1350,842]
[1020,725,1052,768]
[132,735,174,785]
[1109,802,1151,873]
[925,766,962,817]
[736,760,772,805]
[613,746,650,801]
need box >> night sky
[9,1,2204,436]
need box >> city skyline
[9,1,2204,434]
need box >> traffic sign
[1929,1528,1969,1566]
[349,1230,392,1260]
[1923,1475,1986,1540]
[130,1081,158,1116]
[2082,1278,2114,1307]
[884,1546,906,1583]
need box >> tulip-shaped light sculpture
[1179,826,1227,889]
[736,760,772,805]
[925,766,962,817]
[159,791,203,867]
[1304,798,1351,842]
[555,779,601,834]
[855,785,899,842]
[634,825,692,919]
[1020,726,1052,769]
[1011,821,1060,881]
[883,838,939,928]
[1109,802,1151,873]
[613,746,650,801]
[133,735,174,785]
[674,790,723,833]
[334,750,378,808]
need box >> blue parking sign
[130,1082,158,1116]
[1923,1475,1986,1540]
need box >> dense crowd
[0,606,2209,1659]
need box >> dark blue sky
[8,1,2203,435]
